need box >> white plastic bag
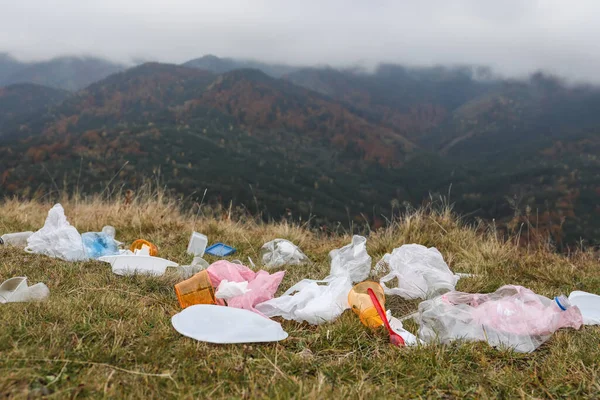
[25,204,86,261]
[256,275,353,325]
[261,239,309,269]
[172,304,288,344]
[216,280,251,300]
[377,244,458,299]
[417,285,583,352]
[329,235,371,282]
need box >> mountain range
[0,54,124,91]
[0,54,598,247]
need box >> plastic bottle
[81,226,119,259]
[0,232,34,248]
[554,295,572,311]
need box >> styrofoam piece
[99,254,179,276]
[171,304,288,344]
[187,232,208,257]
[0,277,49,303]
[569,291,600,325]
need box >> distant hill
[0,59,599,246]
[0,56,125,91]
[183,55,298,78]
[0,53,25,82]
[286,65,496,141]
[0,62,420,223]
[0,83,70,136]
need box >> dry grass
[1,192,599,399]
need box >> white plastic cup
[187,232,208,257]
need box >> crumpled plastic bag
[216,280,251,300]
[256,275,353,325]
[329,235,371,282]
[261,239,309,269]
[376,244,458,299]
[417,285,583,353]
[207,261,284,315]
[25,204,86,261]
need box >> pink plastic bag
[418,285,583,352]
[207,261,284,316]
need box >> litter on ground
[205,243,236,257]
[568,291,600,325]
[187,232,208,257]
[377,244,459,300]
[261,239,309,269]
[329,235,371,282]
[417,285,583,352]
[0,277,49,303]
[171,304,288,344]
[3,202,597,351]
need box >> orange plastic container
[174,270,216,309]
[348,281,386,328]
[130,239,158,256]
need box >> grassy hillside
[1,192,599,398]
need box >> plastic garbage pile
[3,202,596,349]
[256,235,371,325]
[417,285,583,352]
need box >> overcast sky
[1,0,600,82]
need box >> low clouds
[1,0,599,82]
